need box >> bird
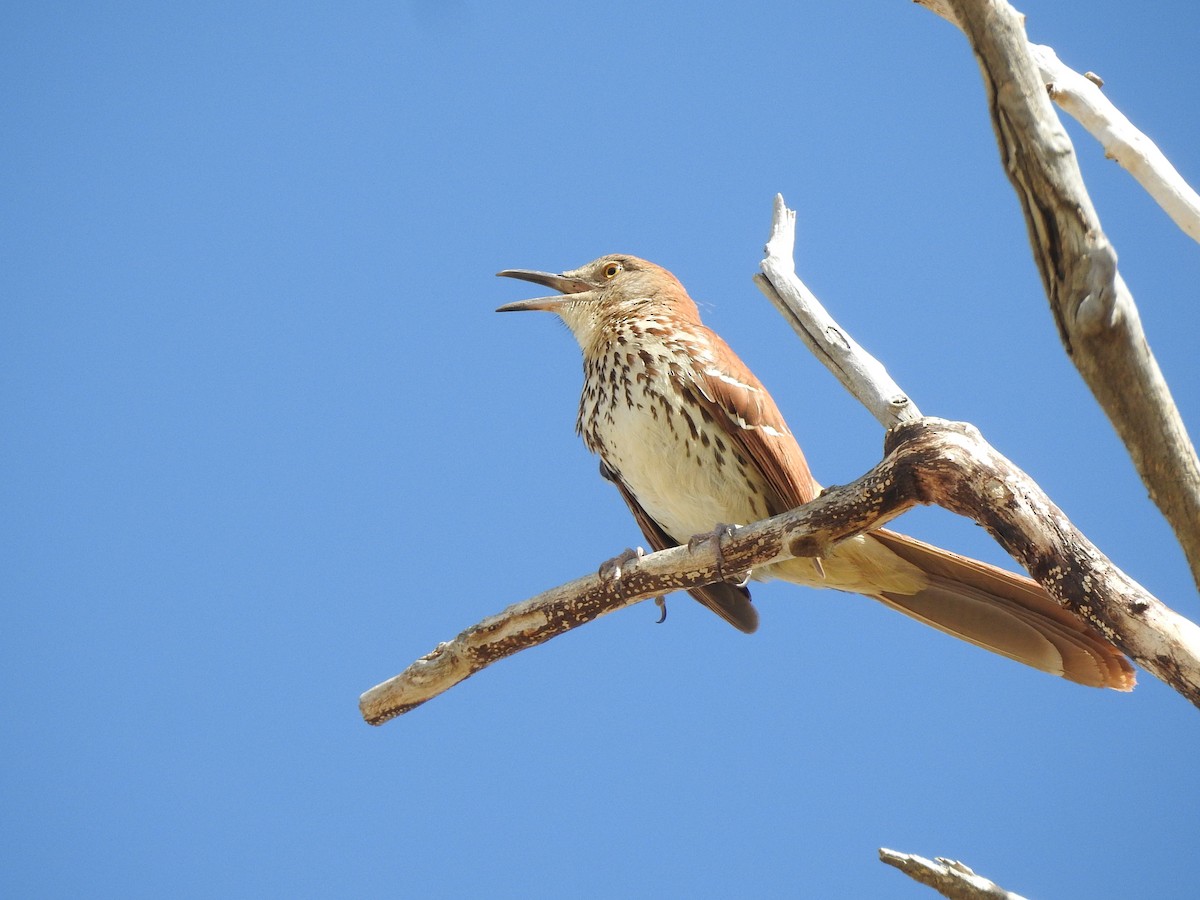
[496,254,1134,690]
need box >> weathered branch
[887,420,1200,701]
[927,0,1200,591]
[917,0,1200,244]
[880,848,1027,900]
[1030,44,1200,244]
[754,195,922,428]
[361,417,1200,724]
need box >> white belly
[597,390,772,541]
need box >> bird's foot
[599,547,669,625]
[687,523,751,586]
[599,546,645,582]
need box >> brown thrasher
[497,254,1134,690]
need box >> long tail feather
[869,530,1134,690]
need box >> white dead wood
[753,195,922,428]
[880,849,1027,900]
[1030,44,1200,244]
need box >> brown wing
[682,325,820,514]
[600,461,758,633]
[675,331,1132,686]
[870,529,1135,690]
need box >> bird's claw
[599,546,645,582]
[599,548,668,625]
[654,595,667,624]
[687,523,752,586]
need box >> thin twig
[754,195,922,428]
[1030,44,1200,244]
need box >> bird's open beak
[495,269,595,312]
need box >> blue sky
[4,2,1199,897]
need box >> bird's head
[496,254,699,349]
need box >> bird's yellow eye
[603,262,622,279]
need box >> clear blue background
[5,2,1199,897]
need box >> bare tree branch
[887,420,1200,701]
[921,0,1200,591]
[361,415,1200,724]
[880,848,1027,900]
[753,195,922,428]
[1029,44,1200,244]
